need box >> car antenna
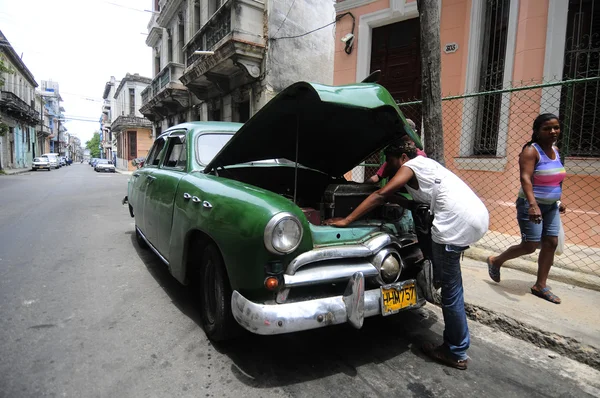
[293,112,300,205]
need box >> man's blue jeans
[431,241,470,361]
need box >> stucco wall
[266,0,335,91]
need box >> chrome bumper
[231,273,423,335]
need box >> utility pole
[417,0,445,165]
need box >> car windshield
[196,133,234,165]
[34,158,46,162]
[97,159,109,164]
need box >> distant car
[90,158,99,167]
[41,153,60,169]
[58,157,66,167]
[95,159,116,173]
[32,157,51,171]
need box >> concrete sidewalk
[460,256,600,369]
[116,169,133,175]
[0,168,32,175]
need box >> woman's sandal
[530,286,561,304]
[421,342,468,370]
[487,256,501,283]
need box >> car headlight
[372,248,403,284]
[264,212,303,254]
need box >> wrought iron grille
[473,0,511,155]
[387,78,600,278]
[559,0,600,157]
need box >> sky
[0,0,152,145]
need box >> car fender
[168,173,313,294]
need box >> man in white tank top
[325,143,489,370]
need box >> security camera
[341,33,355,55]
[341,33,354,43]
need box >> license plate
[380,280,417,316]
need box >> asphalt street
[1,164,599,398]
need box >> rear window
[196,133,234,165]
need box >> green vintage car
[123,81,434,341]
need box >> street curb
[115,169,133,176]
[0,169,32,176]
[465,247,600,293]
[463,301,600,371]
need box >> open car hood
[205,82,422,177]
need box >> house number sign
[444,43,458,53]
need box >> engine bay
[214,164,414,235]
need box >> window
[196,133,234,165]
[155,53,161,75]
[238,101,250,122]
[559,0,600,157]
[178,22,185,64]
[129,88,135,115]
[208,0,217,16]
[128,131,137,160]
[154,0,160,12]
[194,1,201,32]
[163,134,187,169]
[145,137,167,166]
[473,0,511,156]
[168,36,173,63]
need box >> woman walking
[487,113,567,304]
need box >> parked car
[90,158,99,168]
[32,157,51,171]
[122,81,432,342]
[94,159,116,173]
[58,157,66,167]
[41,153,60,169]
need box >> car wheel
[199,244,240,342]
[135,226,149,249]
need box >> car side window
[145,137,167,167]
[163,134,186,170]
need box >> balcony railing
[111,115,152,131]
[185,1,232,67]
[0,91,40,123]
[141,63,185,106]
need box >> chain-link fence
[361,77,600,277]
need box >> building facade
[0,30,40,170]
[100,76,120,161]
[140,0,335,135]
[40,80,67,156]
[111,73,154,171]
[334,0,600,254]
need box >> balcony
[102,100,111,114]
[37,123,51,136]
[111,115,152,133]
[180,0,266,100]
[0,91,40,124]
[139,62,188,122]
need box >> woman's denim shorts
[516,197,560,242]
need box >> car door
[144,131,188,259]
[131,136,167,241]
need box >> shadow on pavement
[130,232,442,388]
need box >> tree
[0,55,13,88]
[85,132,101,158]
[417,0,445,165]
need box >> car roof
[159,121,243,139]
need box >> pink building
[334,0,600,272]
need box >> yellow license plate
[381,281,417,316]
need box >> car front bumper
[231,273,423,335]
